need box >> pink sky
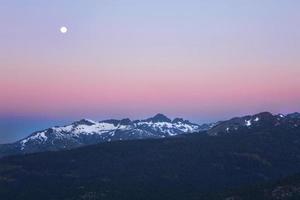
[1,0,300,122]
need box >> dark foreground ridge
[1,126,300,200]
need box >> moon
[60,26,68,34]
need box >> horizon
[1,0,300,143]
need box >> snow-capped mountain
[208,112,300,136]
[0,114,210,157]
[1,112,299,158]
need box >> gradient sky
[1,0,300,143]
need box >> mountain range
[1,112,300,158]
[1,111,300,199]
[1,114,300,199]
[0,113,213,158]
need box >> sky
[0,0,300,143]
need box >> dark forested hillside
[1,128,300,200]
[217,172,300,200]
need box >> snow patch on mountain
[245,120,252,127]
[20,131,48,150]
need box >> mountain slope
[215,172,300,200]
[1,127,300,200]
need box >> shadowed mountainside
[1,127,300,200]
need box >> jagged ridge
[0,114,210,157]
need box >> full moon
[60,26,68,34]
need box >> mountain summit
[145,113,172,123]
